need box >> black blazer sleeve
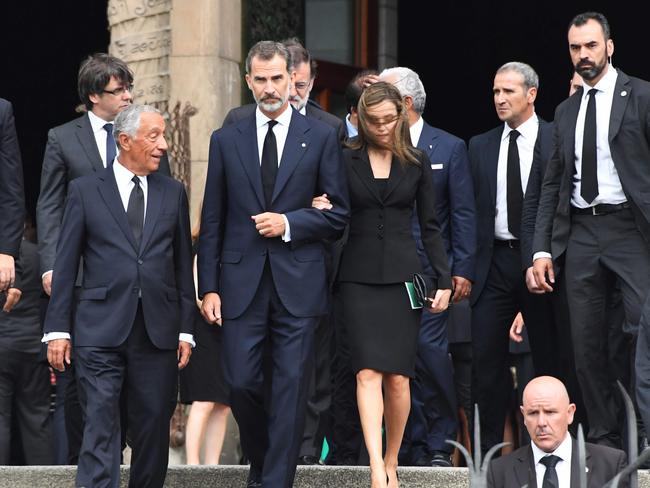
[521,149,543,270]
[0,99,25,258]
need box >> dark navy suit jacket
[44,167,195,350]
[198,108,350,319]
[0,98,24,260]
[412,121,476,281]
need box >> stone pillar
[377,0,398,69]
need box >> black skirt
[339,281,421,378]
[179,311,230,405]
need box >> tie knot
[540,454,561,468]
[104,123,114,133]
[132,176,141,186]
[267,120,278,130]
[509,129,520,141]
[587,88,598,98]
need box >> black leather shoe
[298,454,321,465]
[429,450,453,467]
[247,465,262,487]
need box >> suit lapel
[97,167,138,252]
[569,437,591,486]
[139,173,165,254]
[349,149,382,203]
[383,155,406,201]
[76,114,105,172]
[563,91,581,166]
[609,69,631,143]
[234,116,266,209]
[417,122,439,161]
[486,129,501,208]
[513,446,538,488]
[272,110,309,203]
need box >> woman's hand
[427,288,452,313]
[311,193,332,211]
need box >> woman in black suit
[319,82,452,487]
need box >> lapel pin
[621,90,628,97]
[429,144,433,149]
[301,142,307,148]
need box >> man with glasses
[36,52,171,463]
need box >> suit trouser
[407,307,458,460]
[0,347,53,465]
[75,305,177,488]
[566,209,650,448]
[222,266,317,488]
[471,242,554,453]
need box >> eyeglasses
[294,81,311,91]
[102,84,134,96]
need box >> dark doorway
[398,2,649,142]
[0,2,109,220]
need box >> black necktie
[581,88,598,203]
[104,123,116,167]
[127,176,144,246]
[261,120,278,208]
[507,129,522,238]
[540,454,561,488]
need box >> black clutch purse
[413,273,437,306]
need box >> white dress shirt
[255,105,293,241]
[531,432,573,488]
[43,159,195,347]
[495,114,539,240]
[572,66,626,208]
[87,110,119,168]
[345,113,358,138]
[409,116,424,147]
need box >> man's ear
[117,133,131,152]
[245,74,253,91]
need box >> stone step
[1,465,650,488]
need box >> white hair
[380,67,426,114]
[113,104,160,144]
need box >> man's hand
[42,271,53,296]
[451,276,472,303]
[48,339,72,372]
[2,288,21,312]
[252,213,286,238]
[201,292,223,325]
[525,266,545,294]
[312,193,332,211]
[427,288,452,313]
[509,312,524,343]
[177,341,192,369]
[0,254,15,291]
[532,257,555,292]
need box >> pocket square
[431,163,444,170]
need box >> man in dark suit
[380,66,476,467]
[469,62,556,454]
[37,53,171,463]
[222,39,346,143]
[44,104,194,488]
[533,12,650,448]
[0,98,24,293]
[487,376,627,488]
[198,41,349,488]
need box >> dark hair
[245,41,291,74]
[78,53,133,111]
[281,37,317,79]
[344,70,378,114]
[349,82,419,166]
[568,12,611,40]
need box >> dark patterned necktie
[104,123,116,167]
[127,176,144,246]
[540,454,562,488]
[261,120,278,208]
[507,129,522,237]
[581,88,598,203]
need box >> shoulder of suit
[424,122,465,146]
[489,444,531,469]
[50,114,89,135]
[307,105,344,129]
[469,125,502,146]
[584,441,626,460]
[0,97,10,112]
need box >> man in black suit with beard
[533,12,650,448]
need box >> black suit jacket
[337,147,451,289]
[487,439,627,488]
[0,98,25,259]
[222,102,346,143]
[534,69,650,260]
[36,113,171,275]
[468,119,552,304]
[44,168,194,349]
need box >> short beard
[290,94,308,111]
[576,58,607,81]
[254,90,287,113]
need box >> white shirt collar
[531,431,572,466]
[582,64,618,99]
[255,103,293,129]
[113,158,147,188]
[299,106,307,116]
[502,113,539,142]
[410,116,424,147]
[87,110,113,134]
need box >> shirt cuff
[533,251,552,261]
[179,333,196,348]
[281,214,291,242]
[42,270,53,280]
[42,332,71,343]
